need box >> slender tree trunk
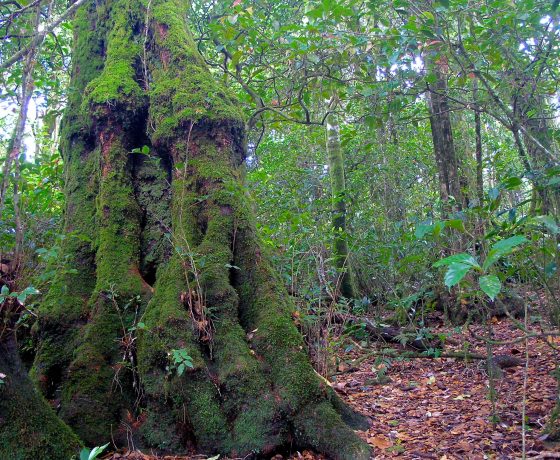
[517,93,560,217]
[426,65,463,214]
[473,79,484,206]
[23,0,371,458]
[326,114,354,299]
[0,1,42,220]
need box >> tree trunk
[23,0,371,458]
[426,65,463,214]
[517,92,560,217]
[1,300,81,458]
[326,114,355,300]
[473,79,484,206]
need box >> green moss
[32,0,102,393]
[134,155,172,275]
[292,402,371,460]
[137,255,229,452]
[1,338,82,459]
[234,230,324,411]
[61,1,108,137]
[232,211,372,458]
[147,0,244,143]
[83,0,144,112]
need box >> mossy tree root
[1,329,81,459]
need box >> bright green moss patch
[83,0,144,112]
[148,0,244,142]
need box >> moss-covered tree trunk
[326,114,354,300]
[19,0,372,458]
[0,301,81,459]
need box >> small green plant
[433,235,528,300]
[168,348,194,376]
[131,145,150,155]
[0,285,40,305]
[79,443,109,460]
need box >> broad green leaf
[488,187,500,200]
[483,235,528,270]
[414,223,433,239]
[531,216,559,235]
[433,253,479,268]
[490,235,528,253]
[433,220,445,237]
[444,263,472,288]
[479,275,501,300]
[500,176,523,190]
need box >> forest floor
[106,314,560,460]
[333,314,560,459]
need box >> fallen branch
[335,314,441,351]
[337,348,522,374]
[524,452,560,459]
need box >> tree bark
[326,114,355,300]
[23,0,371,458]
[473,79,484,205]
[426,64,463,214]
[517,92,559,216]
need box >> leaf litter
[105,316,559,460]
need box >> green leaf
[420,11,435,22]
[488,187,500,200]
[433,220,445,237]
[500,176,523,190]
[531,216,559,235]
[483,235,528,270]
[80,448,91,460]
[445,219,465,232]
[414,223,433,239]
[22,286,40,296]
[433,253,479,268]
[490,235,528,253]
[444,263,472,288]
[88,443,109,460]
[479,275,501,300]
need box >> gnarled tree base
[18,0,372,458]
